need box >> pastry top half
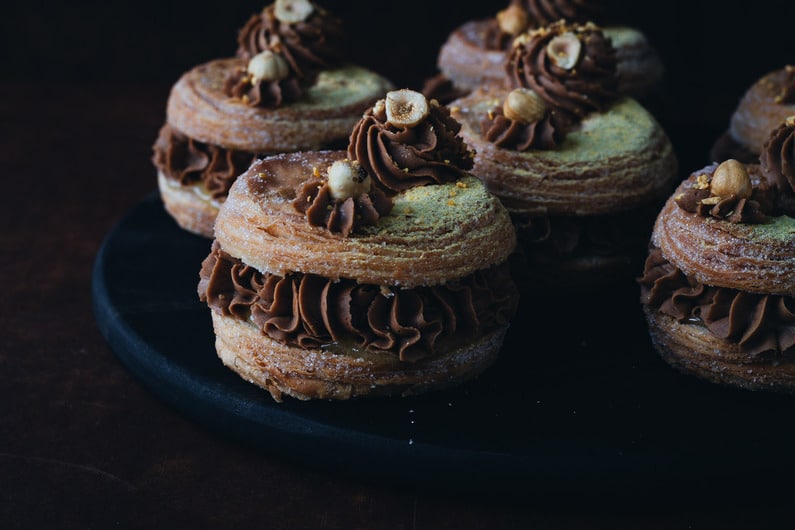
[214,150,516,288]
[435,4,663,100]
[450,21,676,216]
[166,58,393,154]
[727,66,795,157]
[652,161,795,298]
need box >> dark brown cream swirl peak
[639,248,795,357]
[506,20,619,129]
[480,105,561,150]
[198,243,518,361]
[152,124,257,199]
[760,116,795,196]
[235,1,345,83]
[293,174,393,237]
[224,61,303,108]
[510,0,605,27]
[347,93,475,193]
[674,163,769,224]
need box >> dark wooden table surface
[4,0,795,527]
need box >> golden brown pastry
[640,118,795,392]
[152,0,392,238]
[424,1,663,104]
[450,21,677,288]
[711,65,795,164]
[198,90,519,401]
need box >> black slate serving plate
[92,193,795,500]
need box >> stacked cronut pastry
[640,116,795,392]
[449,20,677,288]
[152,0,392,237]
[198,89,519,401]
[423,0,663,104]
[711,65,795,164]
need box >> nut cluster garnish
[384,89,430,128]
[274,0,314,24]
[546,32,582,70]
[497,4,529,36]
[710,159,752,199]
[503,88,547,124]
[247,50,290,82]
[327,159,371,200]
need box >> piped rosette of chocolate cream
[640,116,795,392]
[152,0,393,237]
[197,89,519,401]
[449,20,677,289]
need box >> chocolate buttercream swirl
[152,124,257,199]
[293,177,393,237]
[510,0,605,27]
[347,100,475,193]
[506,21,619,129]
[775,65,795,104]
[760,118,795,196]
[224,64,303,107]
[480,105,562,150]
[198,244,518,361]
[674,166,769,224]
[639,248,795,357]
[235,2,345,83]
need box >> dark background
[4,1,795,528]
[4,0,795,172]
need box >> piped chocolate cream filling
[152,124,258,200]
[198,243,518,362]
[639,247,795,357]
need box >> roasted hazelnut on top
[385,89,430,128]
[710,159,752,199]
[247,50,290,82]
[274,0,314,24]
[327,159,371,200]
[546,32,582,70]
[497,4,529,36]
[503,88,547,124]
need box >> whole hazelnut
[497,5,529,36]
[503,88,547,124]
[274,0,314,24]
[327,159,371,200]
[384,89,430,128]
[247,50,289,82]
[546,32,582,70]
[710,159,752,199]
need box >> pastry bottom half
[643,306,795,393]
[211,311,509,401]
[158,171,220,238]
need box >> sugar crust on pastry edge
[644,307,795,393]
[214,151,517,288]
[451,94,677,216]
[212,311,509,401]
[167,58,394,153]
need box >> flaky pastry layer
[451,93,677,216]
[166,58,393,153]
[437,20,662,99]
[212,311,507,401]
[652,182,795,297]
[214,150,517,288]
[644,307,795,393]
[729,67,795,156]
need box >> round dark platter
[92,193,795,500]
